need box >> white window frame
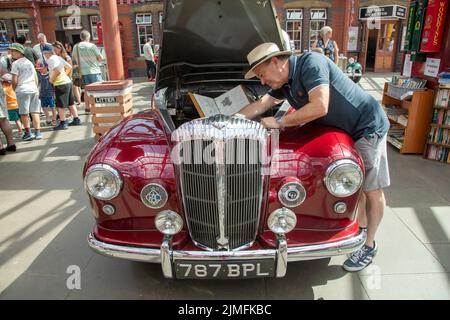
[14,19,30,41]
[309,9,327,49]
[136,13,153,56]
[310,8,327,20]
[286,9,303,51]
[0,20,7,41]
[61,16,82,30]
[90,15,100,41]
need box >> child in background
[1,73,23,137]
[36,60,57,126]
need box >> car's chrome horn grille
[172,115,268,250]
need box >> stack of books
[383,104,408,124]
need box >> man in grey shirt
[72,30,103,112]
[240,42,390,272]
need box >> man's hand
[261,117,282,129]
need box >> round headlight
[268,208,297,235]
[278,180,306,208]
[155,210,183,235]
[141,183,168,209]
[324,160,363,197]
[84,164,122,200]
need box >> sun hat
[244,42,292,80]
[8,43,25,55]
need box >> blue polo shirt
[269,52,389,141]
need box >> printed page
[214,85,251,116]
[189,93,220,117]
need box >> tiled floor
[0,76,449,300]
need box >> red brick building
[0,0,409,76]
[274,0,409,72]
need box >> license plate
[174,259,275,279]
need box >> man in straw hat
[239,42,390,272]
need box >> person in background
[36,60,57,126]
[9,43,42,141]
[312,26,339,64]
[16,35,38,65]
[0,74,17,155]
[72,30,103,112]
[143,38,156,82]
[0,49,14,76]
[2,73,23,137]
[65,42,82,107]
[42,44,81,129]
[281,29,293,52]
[32,33,50,64]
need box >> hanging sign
[410,0,428,52]
[424,58,441,77]
[420,0,449,52]
[404,1,418,51]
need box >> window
[15,19,30,41]
[0,20,7,41]
[90,16,100,41]
[62,16,82,30]
[286,9,302,51]
[136,13,153,56]
[309,9,327,49]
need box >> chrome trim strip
[88,228,366,265]
[215,140,229,249]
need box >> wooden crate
[86,88,133,138]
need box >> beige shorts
[355,133,391,192]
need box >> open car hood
[156,0,286,91]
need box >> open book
[188,85,252,117]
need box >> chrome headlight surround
[324,159,363,197]
[278,180,306,208]
[84,164,122,200]
[141,183,168,209]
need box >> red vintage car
[84,0,366,279]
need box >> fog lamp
[268,208,297,235]
[155,210,183,235]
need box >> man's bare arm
[281,85,329,127]
[238,94,282,120]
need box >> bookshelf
[424,86,450,163]
[382,83,435,154]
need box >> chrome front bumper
[87,228,366,278]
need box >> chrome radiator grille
[172,115,268,250]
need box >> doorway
[365,29,378,72]
[374,21,398,72]
[71,34,81,45]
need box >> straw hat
[244,42,291,80]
